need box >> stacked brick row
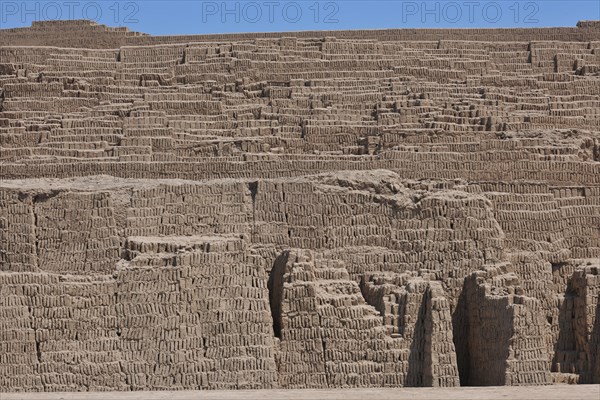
[0,272,124,391]
[33,275,125,391]
[125,182,252,237]
[360,272,460,387]
[462,265,552,385]
[0,189,37,272]
[422,281,461,387]
[4,154,600,187]
[0,236,278,391]
[1,30,600,171]
[571,265,600,383]
[0,273,49,391]
[34,191,120,274]
[271,249,411,388]
[1,168,600,388]
[116,236,277,390]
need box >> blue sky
[0,0,599,34]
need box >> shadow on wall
[589,296,600,383]
[552,286,577,375]
[268,252,289,339]
[453,285,470,386]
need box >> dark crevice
[27,300,45,390]
[247,181,259,242]
[115,285,122,339]
[282,187,290,230]
[247,181,258,203]
[202,336,208,357]
[33,214,39,255]
[406,294,427,387]
[33,190,60,204]
[453,280,470,386]
[397,294,407,337]
[552,274,577,376]
[35,339,42,363]
[589,298,600,383]
[358,276,386,323]
[268,252,289,339]
[551,262,569,273]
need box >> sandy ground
[3,386,600,400]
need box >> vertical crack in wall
[452,283,470,386]
[267,252,288,339]
[406,296,427,387]
[247,181,258,243]
[35,339,42,363]
[27,302,46,391]
[114,253,131,391]
[321,336,329,388]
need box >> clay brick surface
[1,20,600,391]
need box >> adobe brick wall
[1,21,600,391]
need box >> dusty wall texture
[0,20,600,391]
